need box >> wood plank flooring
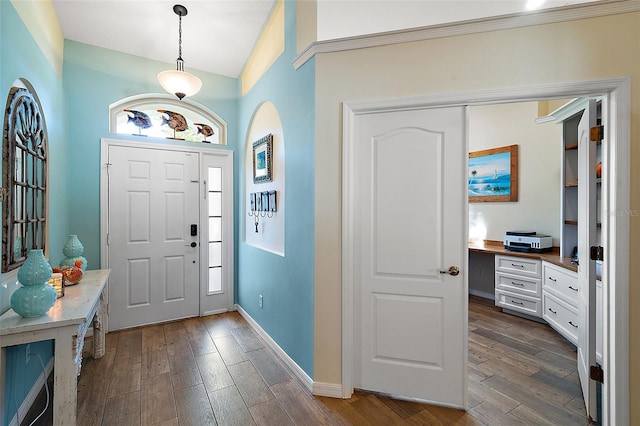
[22,296,592,425]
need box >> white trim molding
[312,382,344,399]
[235,304,314,394]
[294,1,640,70]
[342,77,630,424]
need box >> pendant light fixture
[157,4,202,100]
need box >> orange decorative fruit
[62,266,83,285]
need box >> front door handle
[439,266,460,276]
[185,242,197,248]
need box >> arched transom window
[109,94,227,144]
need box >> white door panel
[108,146,199,330]
[354,107,467,406]
[200,153,234,315]
[577,100,598,420]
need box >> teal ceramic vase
[60,234,87,270]
[10,249,57,318]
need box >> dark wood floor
[22,296,591,425]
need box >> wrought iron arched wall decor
[2,84,48,272]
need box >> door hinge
[590,365,604,383]
[590,125,604,142]
[590,246,604,261]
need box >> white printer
[503,231,553,253]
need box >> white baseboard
[203,307,230,316]
[235,305,314,394]
[312,382,344,398]
[8,356,54,426]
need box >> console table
[0,269,110,426]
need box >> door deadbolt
[439,266,460,276]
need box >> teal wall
[1,0,316,421]
[63,40,239,267]
[1,2,68,424]
[236,0,316,377]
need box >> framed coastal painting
[252,134,273,183]
[468,144,518,202]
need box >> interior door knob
[439,266,460,276]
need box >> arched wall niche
[244,101,285,255]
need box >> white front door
[577,99,598,420]
[352,107,467,406]
[107,145,200,330]
[199,152,234,315]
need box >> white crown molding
[293,0,640,70]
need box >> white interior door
[353,106,467,406]
[107,145,199,330]
[577,99,598,420]
[199,152,234,315]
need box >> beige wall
[469,102,562,245]
[11,0,64,76]
[314,12,639,422]
[296,0,317,54]
[241,0,284,95]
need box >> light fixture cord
[176,12,184,71]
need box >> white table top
[0,269,110,337]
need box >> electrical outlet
[259,294,263,308]
[25,343,31,363]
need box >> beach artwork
[469,144,518,202]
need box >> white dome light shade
[157,69,202,100]
[158,5,202,100]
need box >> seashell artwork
[194,122,215,143]
[123,109,152,136]
[157,109,188,139]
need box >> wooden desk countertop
[469,240,578,273]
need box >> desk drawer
[495,272,541,298]
[543,291,578,345]
[495,289,542,318]
[495,255,541,278]
[543,262,579,307]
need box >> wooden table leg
[53,329,77,426]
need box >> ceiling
[52,0,276,78]
[52,0,602,79]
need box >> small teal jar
[60,234,87,270]
[11,249,57,318]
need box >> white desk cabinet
[542,261,602,361]
[542,261,579,345]
[495,255,542,318]
[0,269,110,426]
